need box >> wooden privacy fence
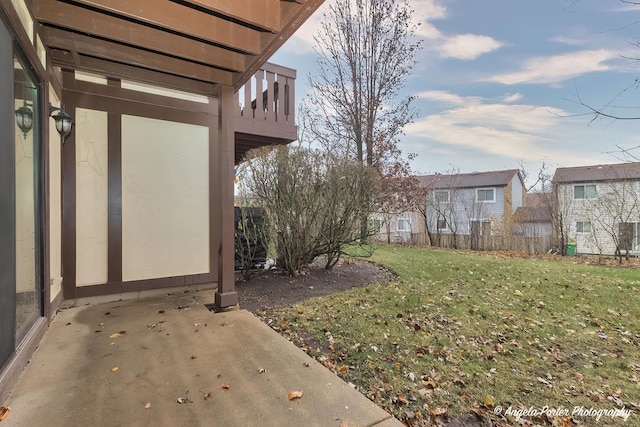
[386,232,553,254]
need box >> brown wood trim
[42,82,51,319]
[107,112,122,283]
[41,26,234,86]
[50,50,218,97]
[75,273,215,298]
[209,124,219,279]
[32,0,247,73]
[63,91,216,127]
[60,72,77,299]
[69,79,218,115]
[215,85,238,309]
[70,0,262,54]
[63,73,219,300]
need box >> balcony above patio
[234,63,297,164]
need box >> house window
[576,221,592,233]
[574,184,596,200]
[397,218,411,232]
[434,190,449,203]
[471,220,492,236]
[476,188,495,203]
[437,218,448,231]
[368,218,382,233]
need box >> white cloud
[488,49,617,85]
[405,95,588,164]
[438,34,503,60]
[279,0,500,61]
[415,90,468,105]
[502,93,522,103]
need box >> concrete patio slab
[2,290,401,427]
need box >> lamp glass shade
[52,110,73,139]
[15,105,33,136]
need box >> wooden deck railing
[235,63,296,125]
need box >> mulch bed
[236,258,395,313]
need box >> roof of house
[553,162,640,184]
[525,192,551,208]
[514,206,552,223]
[415,169,521,190]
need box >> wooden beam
[50,50,218,96]
[41,27,234,85]
[181,0,281,32]
[233,0,324,89]
[31,0,246,72]
[69,0,262,55]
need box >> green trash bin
[566,242,576,256]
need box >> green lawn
[257,247,640,426]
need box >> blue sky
[269,0,640,184]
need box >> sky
[269,0,640,185]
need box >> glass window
[397,218,410,232]
[434,190,449,203]
[437,218,447,231]
[477,188,495,202]
[576,221,592,233]
[574,184,596,200]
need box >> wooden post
[215,84,238,310]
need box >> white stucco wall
[75,108,109,286]
[121,115,209,282]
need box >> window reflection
[14,55,40,340]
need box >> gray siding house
[552,162,640,256]
[420,169,526,241]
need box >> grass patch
[257,247,640,426]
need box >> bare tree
[307,0,422,166]
[583,178,640,263]
[306,0,422,239]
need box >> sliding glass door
[14,50,42,343]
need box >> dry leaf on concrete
[111,367,119,372]
[0,406,10,421]
[287,390,304,400]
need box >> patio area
[2,290,400,427]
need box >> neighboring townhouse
[422,169,526,243]
[552,162,640,256]
[513,192,553,238]
[370,209,426,245]
[1,0,323,401]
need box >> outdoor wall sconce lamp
[14,100,33,138]
[15,102,74,143]
[49,104,74,143]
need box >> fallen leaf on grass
[221,384,231,391]
[484,395,495,407]
[287,390,304,400]
[0,406,10,421]
[111,367,119,372]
